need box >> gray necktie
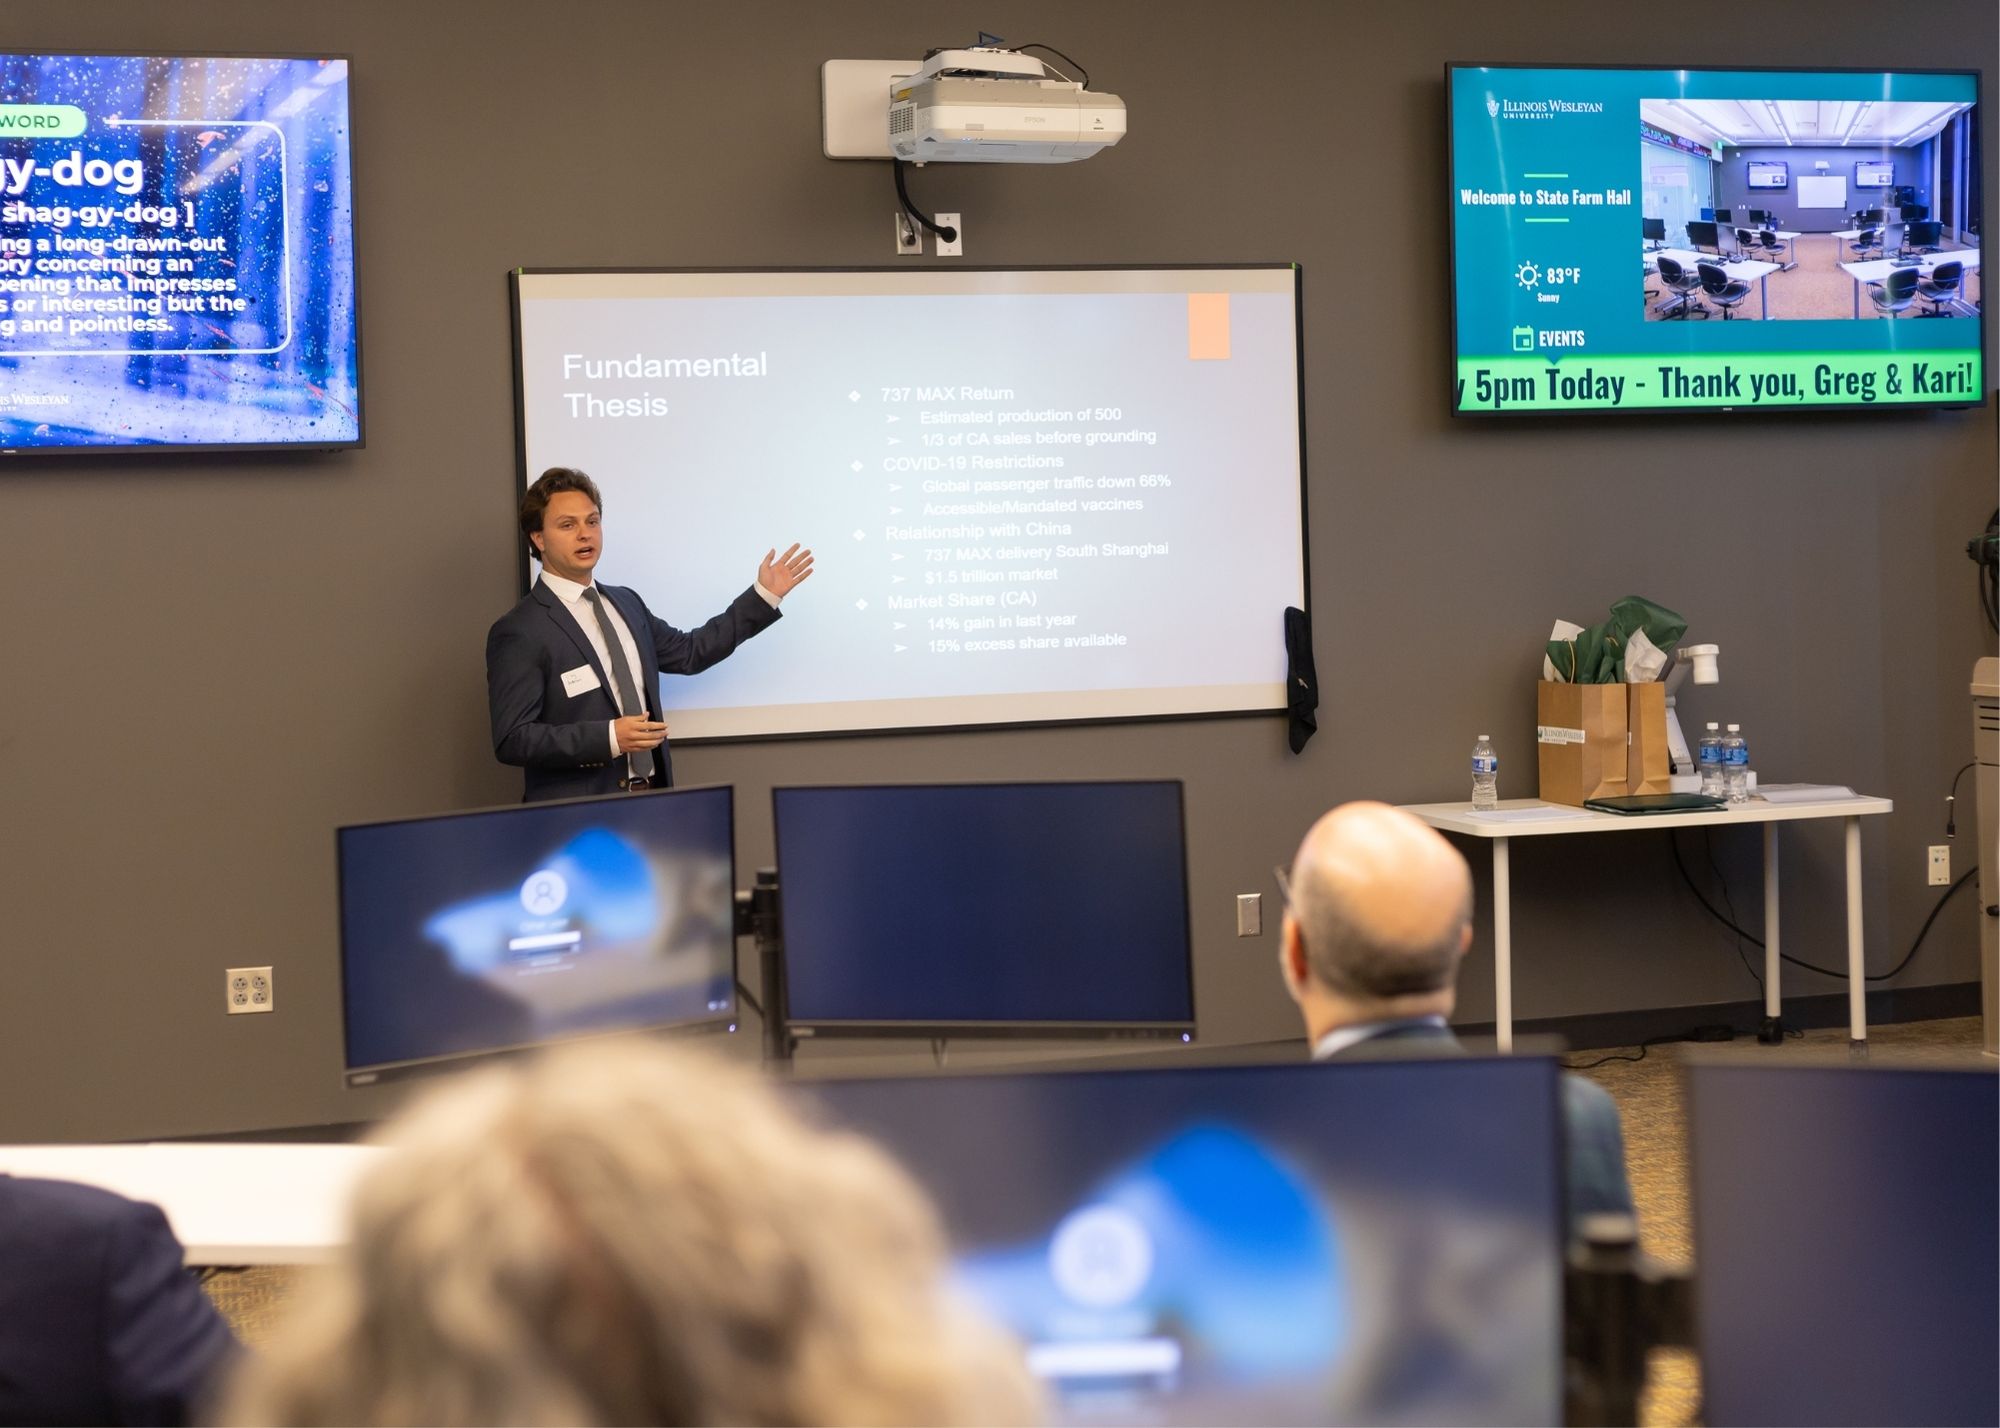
[582,587,655,780]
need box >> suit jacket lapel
[532,579,614,702]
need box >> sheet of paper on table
[1466,805,1581,822]
[1755,784,1859,804]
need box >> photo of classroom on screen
[1638,97,1981,321]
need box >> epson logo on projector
[1497,98,1606,119]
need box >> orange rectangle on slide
[1187,293,1231,360]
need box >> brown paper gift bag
[1536,681,1628,806]
[1626,683,1672,796]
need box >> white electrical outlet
[893,212,921,255]
[1927,845,1951,886]
[934,212,963,257]
[227,965,274,1014]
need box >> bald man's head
[1285,802,1474,1005]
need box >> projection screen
[511,266,1308,740]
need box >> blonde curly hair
[220,1041,1039,1426]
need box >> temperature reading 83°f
[1545,266,1582,285]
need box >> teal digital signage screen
[1449,65,1984,415]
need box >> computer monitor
[1714,207,1733,223]
[1688,1063,1998,1428]
[1642,216,1667,244]
[1685,219,1719,249]
[1697,206,1715,221]
[1902,203,1930,222]
[338,787,738,1084]
[1862,207,1886,224]
[1745,207,1770,225]
[805,1056,1566,1427]
[772,781,1194,1038]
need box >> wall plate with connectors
[1928,844,1951,885]
[934,212,963,257]
[893,212,921,255]
[226,966,274,1014]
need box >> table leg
[1762,824,1784,1043]
[1494,837,1513,1053]
[1845,816,1866,1043]
[1760,273,1770,319]
[1853,276,1861,319]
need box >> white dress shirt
[538,570,780,763]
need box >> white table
[1400,795,1893,1051]
[1645,247,1781,318]
[1838,248,1981,317]
[0,1142,382,1263]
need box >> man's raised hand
[759,543,815,598]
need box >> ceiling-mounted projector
[889,48,1126,163]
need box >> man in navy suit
[0,1174,238,1425]
[486,468,813,802]
[1275,801,1636,1229]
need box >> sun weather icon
[1515,260,1541,290]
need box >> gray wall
[2,1,1994,1142]
[1720,143,1930,230]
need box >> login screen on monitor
[807,1057,1565,1426]
[338,787,736,1079]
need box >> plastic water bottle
[1723,723,1749,803]
[1471,734,1499,810]
[1698,723,1725,799]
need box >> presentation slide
[1451,65,1982,414]
[0,53,360,452]
[513,267,1305,740]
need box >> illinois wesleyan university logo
[1493,97,1608,121]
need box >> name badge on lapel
[560,664,603,698]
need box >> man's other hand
[613,715,669,753]
[759,543,816,598]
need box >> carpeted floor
[1647,232,1981,320]
[200,1015,1992,1426]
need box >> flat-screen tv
[772,780,1194,1038]
[338,786,738,1084]
[0,52,361,453]
[1745,160,1789,189]
[1689,1063,1997,1427]
[511,266,1307,740]
[1855,159,1896,187]
[804,1056,1566,1425]
[1449,64,1983,414]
